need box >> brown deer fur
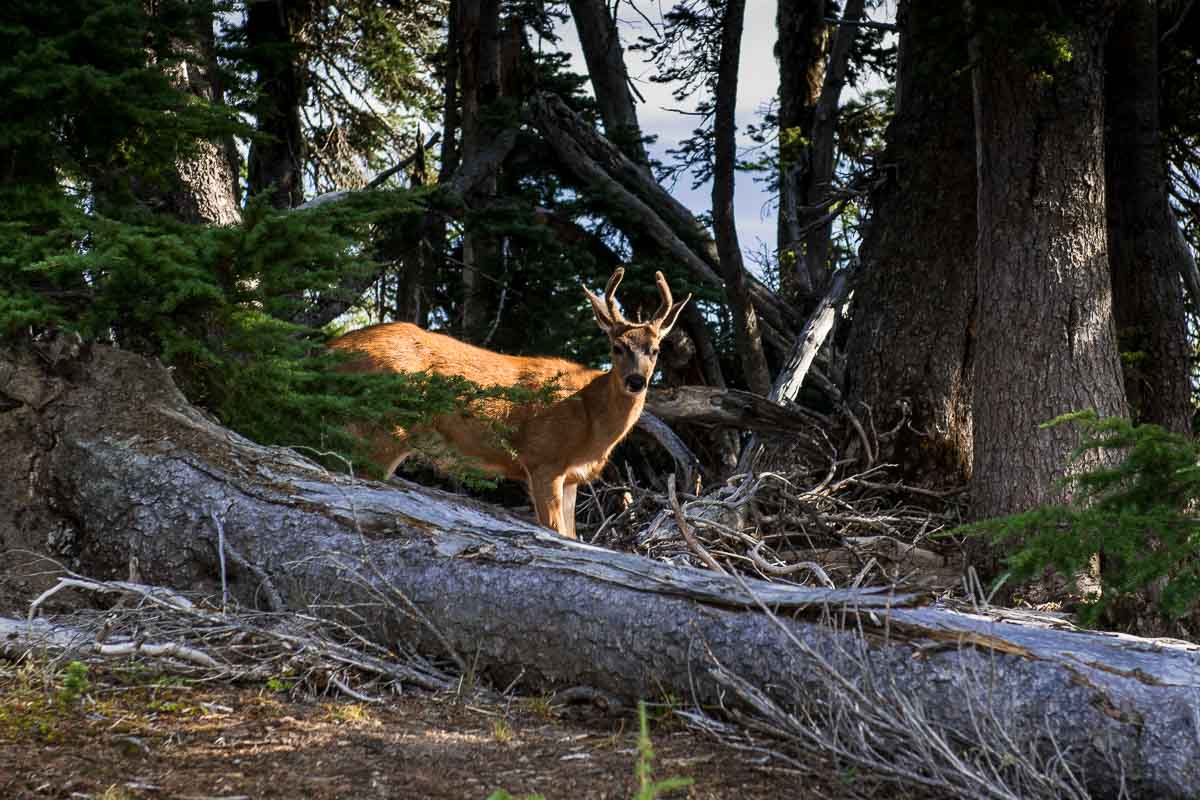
[329,269,689,538]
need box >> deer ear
[583,287,615,333]
[658,294,691,337]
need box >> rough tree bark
[844,0,976,485]
[457,0,502,340]
[969,5,1129,519]
[143,2,241,226]
[1105,0,1193,433]
[776,0,827,303]
[798,0,864,304]
[567,0,650,172]
[245,0,306,209]
[1,340,1199,798]
[712,0,771,395]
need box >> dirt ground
[0,661,822,800]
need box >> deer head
[583,268,691,396]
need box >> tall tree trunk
[844,0,976,485]
[1105,0,1192,434]
[246,0,305,209]
[396,140,430,325]
[414,0,464,330]
[713,0,771,396]
[776,0,827,304]
[969,5,1129,520]
[458,0,501,340]
[141,1,241,226]
[800,0,865,297]
[567,0,650,173]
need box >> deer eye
[650,347,659,357]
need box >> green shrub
[962,411,1200,624]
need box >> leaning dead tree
[2,340,1199,798]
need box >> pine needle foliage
[0,0,546,478]
[963,411,1200,624]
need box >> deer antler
[584,268,632,332]
[651,271,673,323]
[602,268,628,326]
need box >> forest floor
[0,658,828,800]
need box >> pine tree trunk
[245,0,306,209]
[799,0,863,301]
[1105,0,1193,434]
[844,0,976,485]
[713,0,772,395]
[144,3,241,226]
[776,0,827,303]
[969,5,1129,520]
[458,0,501,340]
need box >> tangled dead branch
[585,410,968,593]
[678,586,1122,800]
[4,573,463,703]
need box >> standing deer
[329,269,689,538]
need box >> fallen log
[2,340,1199,798]
[646,385,829,433]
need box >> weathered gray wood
[738,267,853,471]
[2,342,1200,798]
[646,384,829,433]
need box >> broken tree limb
[738,266,855,472]
[633,410,701,492]
[525,92,799,338]
[2,341,1199,797]
[646,385,830,433]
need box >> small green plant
[634,700,694,800]
[56,661,90,706]
[485,791,544,800]
[961,411,1200,623]
[264,675,295,694]
[521,693,558,720]
[492,718,515,744]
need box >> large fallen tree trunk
[2,340,1199,797]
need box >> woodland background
[3,1,1200,796]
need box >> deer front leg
[562,483,578,540]
[528,470,569,536]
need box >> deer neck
[580,369,646,444]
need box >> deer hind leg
[527,470,569,537]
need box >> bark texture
[776,0,827,302]
[1,340,1199,798]
[458,0,502,339]
[712,0,771,395]
[798,0,864,303]
[246,0,306,209]
[969,6,1128,519]
[138,2,241,226]
[1105,0,1193,433]
[844,0,976,484]
[567,0,650,171]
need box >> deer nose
[625,375,647,393]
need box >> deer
[328,268,690,539]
